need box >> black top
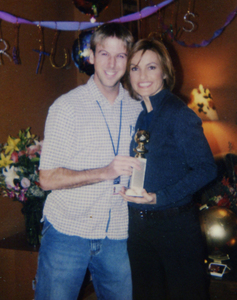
[129,89,217,211]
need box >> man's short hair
[90,23,133,54]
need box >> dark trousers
[128,206,210,300]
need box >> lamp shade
[188,84,219,121]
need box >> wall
[0,0,120,239]
[139,0,237,155]
[0,0,77,239]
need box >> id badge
[113,176,121,195]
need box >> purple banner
[0,2,236,47]
[0,0,173,31]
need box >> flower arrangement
[208,176,237,211]
[0,127,49,245]
[207,155,237,214]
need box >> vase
[24,210,43,246]
[21,196,45,246]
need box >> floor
[78,280,97,300]
[81,278,237,300]
[209,277,237,300]
[83,292,97,300]
[79,267,237,300]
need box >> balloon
[199,206,237,254]
[73,0,109,18]
[72,30,94,76]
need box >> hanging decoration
[12,21,21,64]
[73,0,110,22]
[0,38,12,64]
[50,25,69,69]
[33,24,50,74]
[148,7,164,41]
[148,0,176,42]
[182,0,196,33]
[162,6,237,48]
[182,11,195,32]
[0,21,12,64]
[72,30,94,76]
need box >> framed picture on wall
[120,0,141,41]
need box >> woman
[120,39,217,299]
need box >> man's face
[89,37,128,94]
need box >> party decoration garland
[167,6,237,48]
[12,22,21,64]
[33,24,50,74]
[182,11,195,33]
[0,0,174,30]
[0,38,12,64]
[182,0,196,33]
[50,28,69,69]
[0,1,235,52]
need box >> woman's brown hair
[125,39,175,100]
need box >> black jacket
[129,89,217,211]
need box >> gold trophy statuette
[126,130,150,197]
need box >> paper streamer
[166,7,237,48]
[0,0,173,31]
[0,1,236,48]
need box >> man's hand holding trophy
[126,130,150,197]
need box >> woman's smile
[129,50,165,98]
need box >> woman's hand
[119,187,157,204]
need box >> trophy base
[126,157,146,197]
[209,253,230,264]
[126,187,143,197]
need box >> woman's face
[129,50,165,98]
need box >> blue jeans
[34,218,132,300]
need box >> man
[34,23,142,300]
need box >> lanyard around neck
[96,100,122,156]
